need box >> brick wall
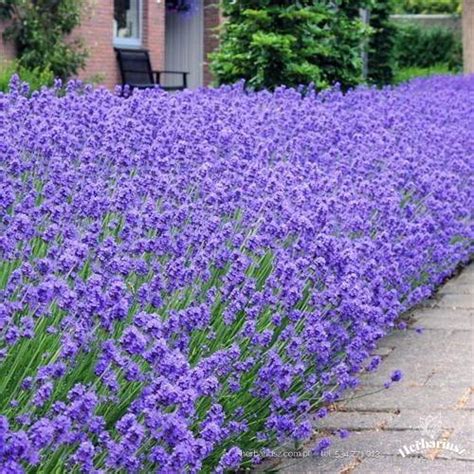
[143,0,166,75]
[77,0,166,89]
[0,21,17,67]
[464,0,474,73]
[76,0,117,88]
[203,0,221,86]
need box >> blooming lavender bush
[0,75,472,473]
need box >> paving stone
[378,327,446,347]
[437,293,474,309]
[278,430,424,473]
[456,271,474,286]
[386,409,474,432]
[342,384,465,411]
[438,283,474,295]
[276,453,358,474]
[312,411,394,432]
[251,444,316,473]
[358,363,434,387]
[387,327,448,349]
[423,337,473,387]
[437,433,474,461]
[383,333,445,355]
[358,332,468,386]
[427,368,474,388]
[352,456,474,473]
[444,329,474,346]
[464,265,474,274]
[419,297,440,309]
[318,430,424,457]
[371,346,394,357]
[412,308,473,330]
[456,416,474,436]
[259,266,474,473]
[463,393,474,411]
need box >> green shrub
[393,23,462,70]
[393,0,461,14]
[210,0,370,91]
[0,61,54,93]
[0,0,86,80]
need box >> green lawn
[393,63,453,84]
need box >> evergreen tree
[211,0,369,91]
[367,1,397,85]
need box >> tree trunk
[464,0,474,73]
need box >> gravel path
[259,264,474,473]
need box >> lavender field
[0,75,473,473]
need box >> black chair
[115,48,188,92]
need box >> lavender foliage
[0,75,473,472]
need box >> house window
[114,0,142,47]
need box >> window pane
[114,0,140,40]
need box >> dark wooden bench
[115,48,188,92]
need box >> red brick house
[0,0,221,89]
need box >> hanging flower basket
[166,0,193,13]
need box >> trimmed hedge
[393,23,462,70]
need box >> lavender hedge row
[0,75,472,473]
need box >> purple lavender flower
[32,382,53,408]
[71,441,95,472]
[337,429,350,439]
[390,370,403,382]
[316,407,328,419]
[120,326,147,355]
[313,438,331,456]
[0,75,472,473]
[219,446,242,468]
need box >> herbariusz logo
[419,414,443,440]
[399,415,466,458]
